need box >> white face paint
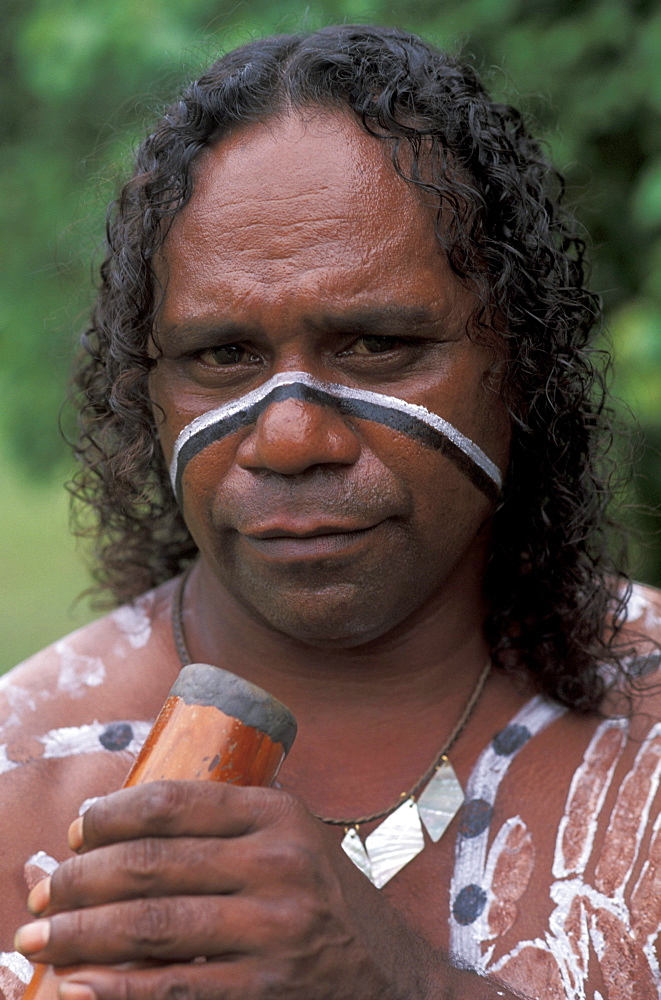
[169,370,504,506]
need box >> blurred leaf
[631,160,661,230]
[611,298,661,426]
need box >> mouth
[241,522,384,560]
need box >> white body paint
[626,582,661,630]
[595,723,661,905]
[626,584,652,624]
[40,720,152,759]
[457,697,661,997]
[112,594,153,649]
[0,683,51,736]
[634,809,661,984]
[480,815,533,961]
[0,953,33,985]
[25,852,59,876]
[0,683,36,721]
[169,370,504,493]
[55,639,106,697]
[449,695,566,967]
[0,746,19,776]
[552,718,628,880]
[78,795,103,816]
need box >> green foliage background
[1,0,660,671]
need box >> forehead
[156,109,467,322]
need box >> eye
[344,335,400,355]
[203,344,261,366]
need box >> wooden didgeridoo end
[23,663,297,1000]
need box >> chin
[239,581,417,649]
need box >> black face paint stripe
[170,373,503,507]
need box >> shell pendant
[339,761,464,887]
[416,757,464,842]
[341,799,425,889]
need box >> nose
[236,396,361,475]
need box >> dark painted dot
[99,722,134,751]
[492,724,531,756]
[453,884,487,925]
[459,798,493,838]
[630,652,661,678]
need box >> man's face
[150,110,510,647]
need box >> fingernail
[59,985,96,1000]
[27,876,51,915]
[68,816,85,852]
[14,919,50,954]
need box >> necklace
[171,567,490,888]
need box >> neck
[175,559,528,820]
[181,557,491,718]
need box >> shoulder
[601,579,661,727]
[0,578,182,742]
[619,579,661,651]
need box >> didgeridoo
[22,662,297,1000]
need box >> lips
[241,521,383,560]
[247,522,379,539]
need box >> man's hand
[15,781,525,1000]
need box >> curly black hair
[72,24,640,713]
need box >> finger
[15,896,267,966]
[28,876,52,915]
[58,958,269,1000]
[71,781,298,851]
[46,832,323,916]
[43,838,245,913]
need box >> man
[1,24,659,1000]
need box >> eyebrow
[305,305,442,335]
[153,319,262,349]
[155,304,443,346]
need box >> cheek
[416,471,491,564]
[149,368,206,467]
[475,394,511,478]
[177,439,237,527]
[347,425,498,578]
[367,419,497,515]
[366,428,497,594]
